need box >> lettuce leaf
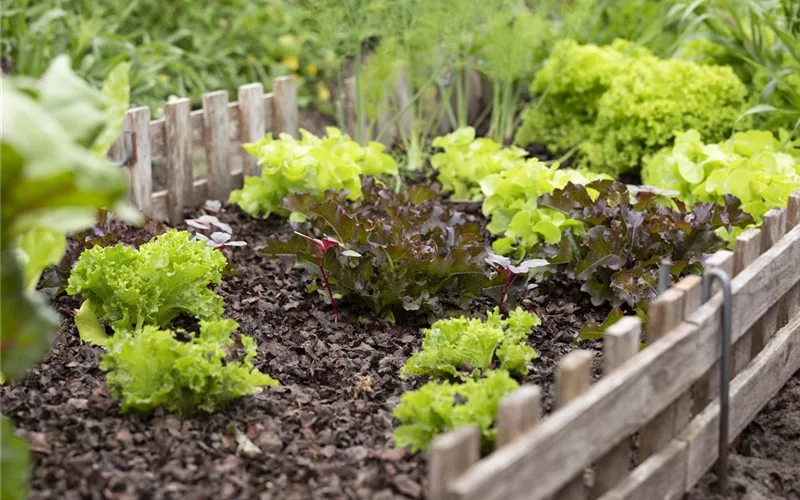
[401,307,539,380]
[392,370,519,453]
[67,230,226,337]
[100,319,278,415]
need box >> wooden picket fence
[110,76,299,225]
[431,195,800,500]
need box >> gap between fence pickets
[600,309,800,500]
[447,223,800,500]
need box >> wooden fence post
[787,192,800,319]
[672,276,703,431]
[125,106,153,217]
[731,228,763,377]
[495,385,542,449]
[555,350,595,500]
[594,317,641,496]
[237,83,266,178]
[273,75,299,139]
[164,98,193,225]
[203,91,232,201]
[430,427,480,500]
[753,208,787,355]
[640,288,685,461]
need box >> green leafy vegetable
[261,179,490,320]
[480,159,609,259]
[229,127,398,218]
[0,416,29,500]
[100,319,278,415]
[536,180,754,312]
[642,129,800,242]
[401,307,539,380]
[515,39,750,176]
[431,127,528,201]
[392,369,519,453]
[67,230,226,341]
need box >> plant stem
[316,250,339,322]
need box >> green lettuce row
[401,307,540,380]
[480,159,610,259]
[229,127,398,218]
[515,39,750,176]
[101,319,278,415]
[67,230,226,341]
[392,369,519,453]
[642,129,800,242]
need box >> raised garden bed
[5,74,800,500]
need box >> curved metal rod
[701,268,733,496]
[111,131,133,167]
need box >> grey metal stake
[657,259,672,294]
[701,269,733,496]
[111,131,133,167]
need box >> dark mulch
[688,370,800,500]
[1,201,608,500]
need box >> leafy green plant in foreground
[261,179,490,321]
[229,127,398,218]
[393,369,519,452]
[536,180,754,315]
[480,159,610,259]
[401,307,539,380]
[642,129,800,242]
[100,319,278,415]
[67,230,226,345]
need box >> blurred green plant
[1,56,134,499]
[1,0,339,115]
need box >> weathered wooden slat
[202,91,232,201]
[682,309,800,490]
[597,440,687,500]
[126,106,153,216]
[263,93,275,133]
[273,76,298,138]
[430,427,480,500]
[164,98,193,225]
[672,276,702,435]
[788,192,800,319]
[640,288,685,461]
[753,208,787,354]
[237,83,266,177]
[731,228,763,378]
[496,386,542,449]
[594,317,641,496]
[149,118,166,160]
[449,225,800,500]
[555,350,594,500]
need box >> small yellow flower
[219,18,228,27]
[247,55,256,65]
[158,74,169,84]
[317,82,331,102]
[282,55,300,71]
[306,63,318,77]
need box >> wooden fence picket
[430,427,480,500]
[237,83,266,177]
[202,90,232,201]
[495,385,542,449]
[731,228,763,377]
[164,98,193,225]
[753,208,787,354]
[126,106,153,217]
[273,76,299,138]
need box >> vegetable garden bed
[6,68,800,500]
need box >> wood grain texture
[675,276,702,319]
[237,83,266,177]
[753,209,787,355]
[594,317,641,496]
[788,192,800,320]
[449,226,800,500]
[164,99,193,225]
[597,440,687,500]
[202,91,232,200]
[430,427,480,500]
[731,228,763,378]
[273,76,298,138]
[555,350,594,500]
[682,311,800,490]
[641,288,685,461]
[126,106,153,216]
[496,386,542,449]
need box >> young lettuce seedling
[185,215,246,251]
[295,232,348,322]
[485,253,547,314]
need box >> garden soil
[1,202,607,500]
[689,371,800,500]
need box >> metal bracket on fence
[111,131,133,167]
[702,269,733,496]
